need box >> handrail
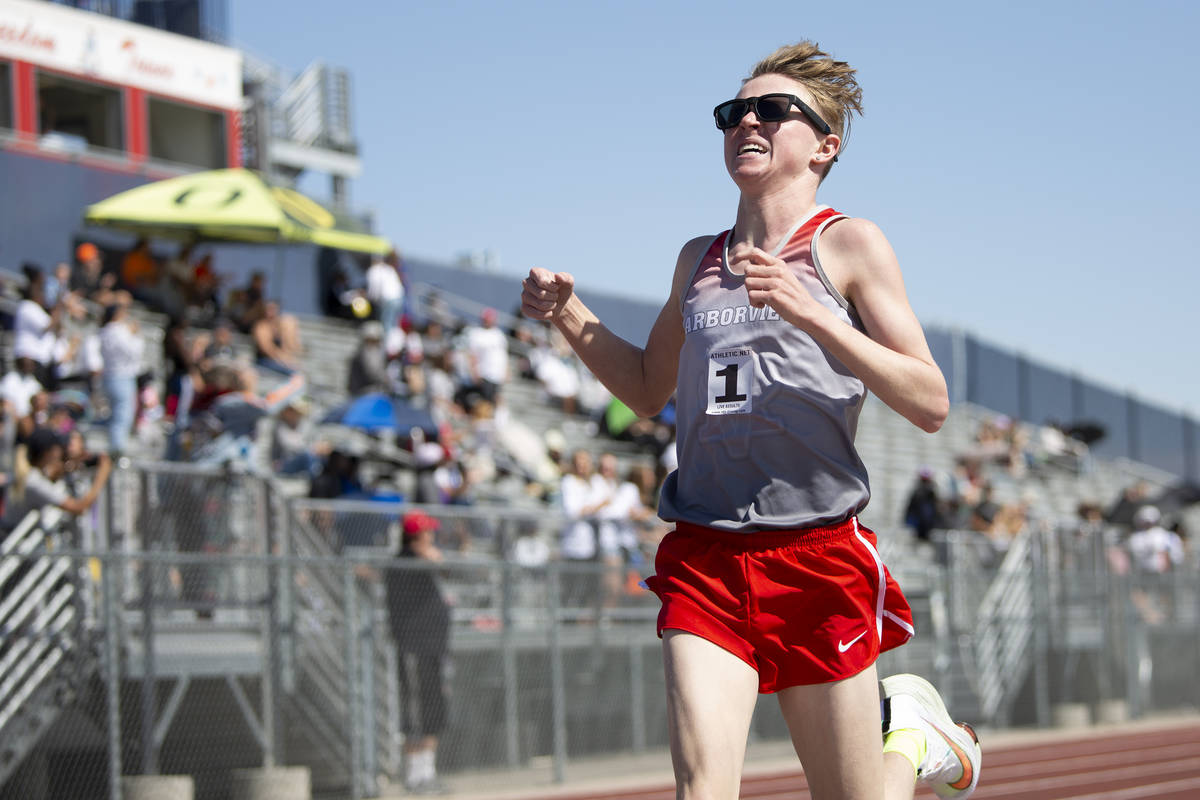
[969,528,1036,721]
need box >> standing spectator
[13,266,59,388]
[252,301,304,376]
[163,312,205,431]
[903,468,942,544]
[385,510,452,795]
[460,308,509,410]
[365,250,405,335]
[1127,506,1184,575]
[98,304,144,454]
[347,321,391,396]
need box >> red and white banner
[0,0,241,109]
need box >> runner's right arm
[521,237,709,418]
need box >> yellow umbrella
[83,168,391,255]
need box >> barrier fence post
[500,556,520,767]
[101,549,124,800]
[548,560,567,783]
[345,561,363,800]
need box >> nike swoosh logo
[837,630,867,653]
[941,724,977,791]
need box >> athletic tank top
[657,205,871,531]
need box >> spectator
[270,397,325,477]
[119,238,165,309]
[12,266,60,388]
[1127,505,1184,575]
[198,317,239,366]
[385,510,451,795]
[186,253,223,321]
[1,357,45,420]
[252,301,304,376]
[71,242,131,308]
[1126,505,1185,625]
[320,267,359,321]
[228,271,268,333]
[903,467,942,544]
[308,448,365,501]
[187,369,304,467]
[459,307,508,410]
[347,321,391,396]
[1,427,112,532]
[98,303,144,454]
[365,250,404,335]
[162,311,205,434]
[529,327,581,414]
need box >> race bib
[706,346,754,415]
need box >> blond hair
[748,41,863,174]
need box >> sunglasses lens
[756,96,791,122]
[715,100,747,129]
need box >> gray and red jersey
[657,205,871,531]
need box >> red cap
[76,242,99,262]
[402,511,440,537]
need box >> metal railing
[1,461,1197,800]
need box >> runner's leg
[663,630,760,800]
[777,663,916,800]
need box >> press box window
[147,96,227,169]
[0,62,11,130]
[37,72,123,151]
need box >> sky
[231,0,1200,415]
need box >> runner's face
[723,74,827,188]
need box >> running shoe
[881,673,981,798]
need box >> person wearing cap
[1,427,112,532]
[385,510,451,794]
[72,242,131,308]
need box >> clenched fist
[521,267,575,322]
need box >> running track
[536,721,1200,800]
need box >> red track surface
[540,722,1200,800]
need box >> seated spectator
[458,308,508,410]
[347,321,391,396]
[197,317,240,367]
[904,467,943,544]
[270,397,326,477]
[72,242,132,308]
[187,369,305,467]
[252,301,304,375]
[227,271,269,333]
[322,267,365,321]
[1,427,112,532]
[120,238,166,309]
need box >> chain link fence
[1,462,1197,799]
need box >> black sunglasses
[713,93,833,135]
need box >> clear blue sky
[231,0,1200,416]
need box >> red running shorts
[643,517,914,693]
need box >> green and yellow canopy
[83,168,390,255]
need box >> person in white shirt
[13,269,60,387]
[98,304,144,454]
[364,251,405,335]
[0,358,45,419]
[462,308,509,408]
